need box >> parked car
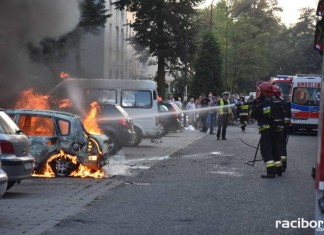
[0,160,8,196]
[158,102,182,135]
[0,109,34,190]
[97,103,135,154]
[6,109,110,177]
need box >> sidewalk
[0,129,206,235]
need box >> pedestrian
[174,97,182,110]
[229,94,238,125]
[237,96,249,131]
[186,98,196,126]
[251,82,285,178]
[216,92,232,140]
[208,96,218,134]
[200,93,211,133]
[195,95,203,128]
[272,85,291,172]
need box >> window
[121,90,152,108]
[292,87,321,106]
[58,119,70,135]
[84,89,117,104]
[18,115,55,136]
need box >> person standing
[186,98,196,126]
[216,92,232,140]
[251,82,285,178]
[200,93,211,133]
[272,85,291,172]
[208,96,218,134]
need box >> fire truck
[270,75,294,101]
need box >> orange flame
[15,89,50,110]
[83,101,102,135]
[60,71,69,79]
[32,150,105,179]
[58,98,72,108]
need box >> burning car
[6,109,109,177]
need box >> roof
[5,109,79,119]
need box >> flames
[15,88,50,110]
[82,101,102,135]
[15,88,106,179]
[60,71,70,79]
[33,150,105,179]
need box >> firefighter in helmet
[251,82,285,178]
[272,85,291,172]
[237,96,249,131]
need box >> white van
[49,78,161,146]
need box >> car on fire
[0,109,34,190]
[5,109,110,177]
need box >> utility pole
[210,0,215,31]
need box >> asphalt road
[42,124,317,235]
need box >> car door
[15,114,60,166]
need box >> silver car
[0,110,34,190]
[0,160,8,197]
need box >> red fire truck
[270,75,294,101]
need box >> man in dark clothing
[237,96,249,131]
[200,93,211,133]
[251,82,285,178]
[272,85,291,172]
[216,92,232,140]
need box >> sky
[199,0,317,26]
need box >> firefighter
[251,82,285,178]
[272,85,291,172]
[237,96,249,131]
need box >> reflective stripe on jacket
[219,99,231,115]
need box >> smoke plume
[0,0,81,108]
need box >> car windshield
[0,111,20,134]
[273,82,290,98]
[292,87,321,106]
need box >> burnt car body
[0,110,34,189]
[6,109,109,177]
[97,103,135,155]
[158,102,182,136]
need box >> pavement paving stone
[0,129,205,235]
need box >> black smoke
[0,0,81,108]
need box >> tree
[190,31,223,98]
[112,0,203,99]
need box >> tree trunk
[156,54,166,100]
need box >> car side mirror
[314,18,324,55]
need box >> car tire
[49,155,79,177]
[157,122,168,136]
[107,134,119,155]
[129,127,142,147]
[6,181,15,190]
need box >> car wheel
[157,122,168,136]
[129,127,142,147]
[49,156,79,177]
[6,181,15,190]
[107,134,119,155]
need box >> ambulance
[289,74,321,133]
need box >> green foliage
[112,0,203,99]
[190,31,223,98]
[196,0,322,94]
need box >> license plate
[24,162,34,170]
